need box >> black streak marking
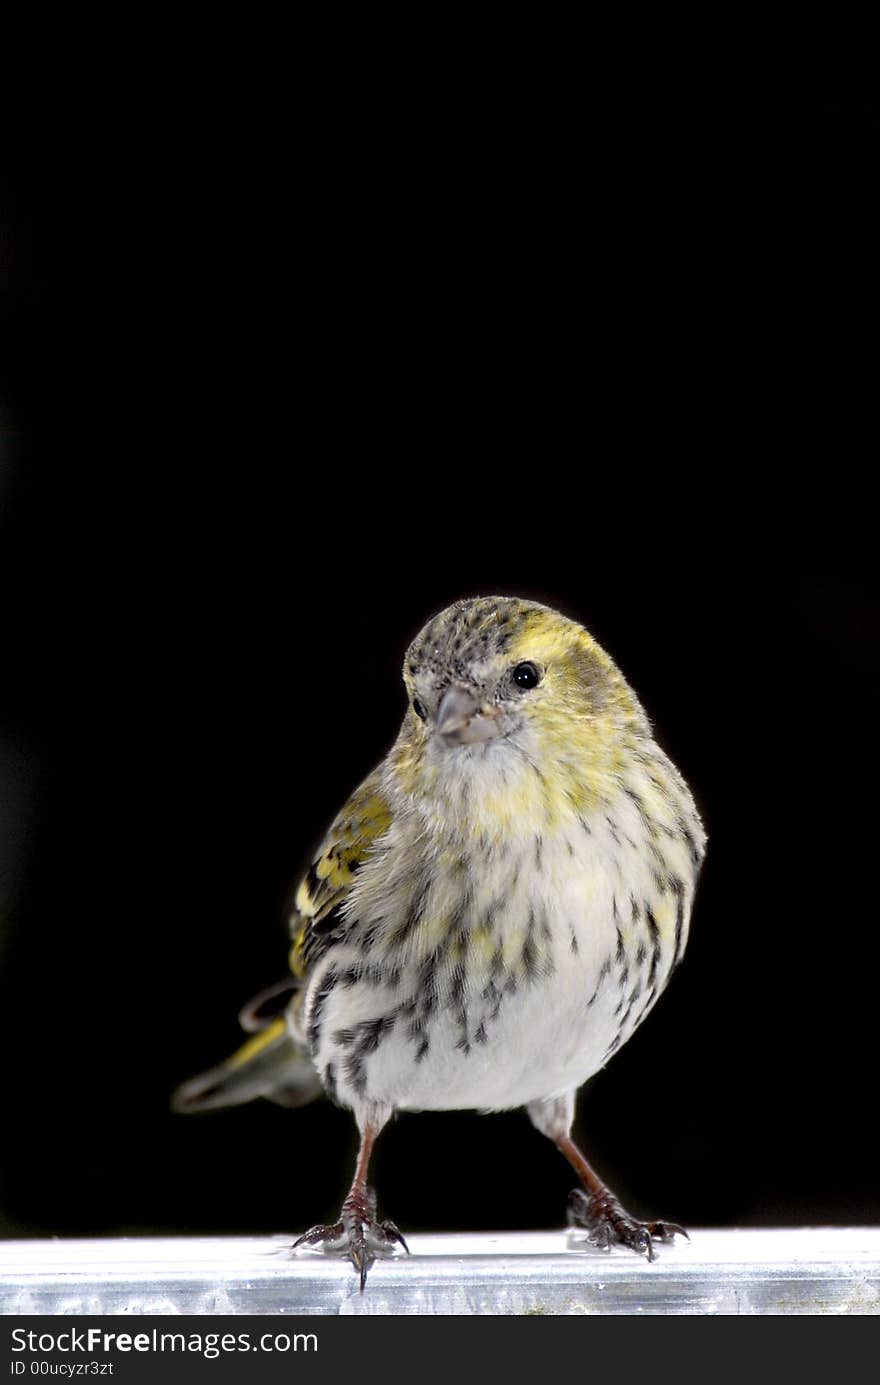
[312,902,349,939]
[681,821,703,866]
[307,967,339,1052]
[342,1014,396,1096]
[390,880,431,949]
[358,1015,395,1054]
[617,996,635,1029]
[450,963,466,1004]
[522,930,539,981]
[632,985,658,1031]
[588,956,614,1008]
[419,949,443,1003]
[645,907,662,987]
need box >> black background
[1,87,877,1241]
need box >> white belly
[378,954,624,1112]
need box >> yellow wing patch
[288,774,392,979]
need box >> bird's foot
[293,1185,409,1290]
[567,1187,688,1263]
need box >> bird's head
[392,598,647,815]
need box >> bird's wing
[288,768,393,980]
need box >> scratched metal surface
[2,1230,879,1315]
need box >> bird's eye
[412,698,428,721]
[513,662,541,690]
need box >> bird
[173,595,706,1288]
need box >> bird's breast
[304,764,702,1114]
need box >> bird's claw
[567,1187,688,1263]
[293,1186,408,1290]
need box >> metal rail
[2,1229,879,1315]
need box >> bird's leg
[556,1133,688,1262]
[527,1094,686,1263]
[293,1111,408,1290]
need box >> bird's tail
[171,978,322,1113]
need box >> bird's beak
[435,684,503,745]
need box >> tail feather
[171,1014,323,1114]
[237,977,301,1033]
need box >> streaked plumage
[174,596,706,1286]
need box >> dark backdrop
[1,92,877,1239]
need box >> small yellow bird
[174,596,706,1286]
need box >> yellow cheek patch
[510,611,637,723]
